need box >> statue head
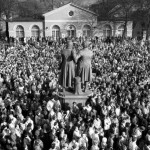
[82,39,91,49]
[66,40,73,49]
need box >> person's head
[63,134,67,140]
[69,122,73,128]
[73,102,76,106]
[75,126,78,131]
[9,114,13,120]
[52,129,56,134]
[102,137,107,144]
[51,143,55,149]
[54,136,58,141]
[27,123,32,130]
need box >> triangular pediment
[43,3,97,17]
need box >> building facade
[8,21,44,39]
[132,20,150,40]
[95,21,133,38]
[43,3,97,39]
[8,3,133,40]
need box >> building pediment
[43,3,97,22]
[43,3,97,16]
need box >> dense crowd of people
[0,36,150,150]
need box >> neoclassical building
[8,3,133,40]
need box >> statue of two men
[59,40,93,94]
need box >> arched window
[67,25,76,38]
[118,25,124,36]
[52,25,60,40]
[16,25,24,38]
[31,25,40,38]
[103,25,112,37]
[83,25,91,37]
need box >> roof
[43,3,97,16]
[9,17,44,22]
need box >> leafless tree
[0,0,18,40]
[136,0,150,39]
[109,0,140,39]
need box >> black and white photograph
[0,0,150,150]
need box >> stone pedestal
[58,90,92,110]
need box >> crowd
[0,36,150,150]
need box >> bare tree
[76,9,98,37]
[17,0,43,18]
[136,0,150,39]
[0,0,18,40]
[109,0,139,39]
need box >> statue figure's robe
[77,48,93,84]
[59,48,76,88]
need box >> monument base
[58,89,92,110]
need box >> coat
[77,48,93,84]
[59,48,76,88]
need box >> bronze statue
[59,40,93,95]
[76,40,93,92]
[59,41,77,92]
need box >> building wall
[8,22,44,38]
[8,20,133,39]
[133,22,142,39]
[44,4,97,22]
[45,21,93,37]
[44,4,97,38]
[132,21,150,39]
[126,21,133,37]
[8,3,135,39]
[94,21,133,38]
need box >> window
[103,25,112,37]
[52,25,60,40]
[83,25,91,37]
[69,11,74,17]
[31,25,40,38]
[16,25,24,38]
[66,25,76,38]
[118,25,124,36]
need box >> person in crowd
[1,36,150,150]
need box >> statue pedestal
[58,90,92,110]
